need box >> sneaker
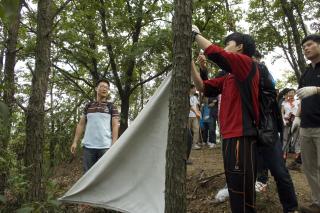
[255,181,267,193]
[213,187,229,203]
[287,161,301,171]
[300,203,320,213]
[208,143,216,149]
[193,144,201,150]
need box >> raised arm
[191,60,204,92]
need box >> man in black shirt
[294,34,320,213]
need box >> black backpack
[237,62,282,147]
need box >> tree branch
[14,97,27,112]
[26,62,35,78]
[52,0,72,19]
[130,64,172,93]
[98,0,122,96]
[53,64,92,99]
[52,40,93,72]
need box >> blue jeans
[201,118,217,144]
[83,147,108,173]
[257,139,298,212]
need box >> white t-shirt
[282,99,300,118]
[189,95,199,118]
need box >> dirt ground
[186,144,312,213]
[54,144,312,213]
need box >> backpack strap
[235,61,258,127]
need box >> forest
[0,0,319,212]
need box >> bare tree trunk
[224,0,236,32]
[280,0,306,79]
[0,48,4,76]
[0,0,22,195]
[291,0,308,37]
[139,70,144,111]
[49,69,55,168]
[0,22,7,78]
[165,0,192,212]
[24,0,53,201]
[119,95,130,134]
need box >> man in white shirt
[70,79,119,173]
[189,85,201,150]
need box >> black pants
[83,147,108,173]
[257,139,298,212]
[223,137,257,213]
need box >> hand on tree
[192,25,201,42]
[297,86,319,99]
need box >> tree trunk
[49,69,55,168]
[224,0,236,32]
[0,48,4,75]
[165,0,192,212]
[139,70,144,111]
[0,22,7,77]
[24,0,53,202]
[119,94,130,135]
[280,0,306,79]
[0,0,22,195]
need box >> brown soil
[186,144,311,213]
[53,145,312,213]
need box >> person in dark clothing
[253,52,298,213]
[191,27,259,213]
[294,34,320,213]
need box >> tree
[24,0,72,201]
[279,0,306,78]
[247,0,311,80]
[165,0,192,212]
[53,0,173,135]
[0,0,22,195]
[24,0,53,201]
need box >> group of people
[188,84,218,150]
[66,26,320,213]
[191,26,320,213]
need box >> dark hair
[96,79,110,87]
[302,34,320,46]
[190,84,195,89]
[224,32,256,57]
[287,88,296,93]
[253,50,262,59]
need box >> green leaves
[15,207,34,213]
[0,194,6,204]
[0,0,19,22]
[0,101,9,122]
